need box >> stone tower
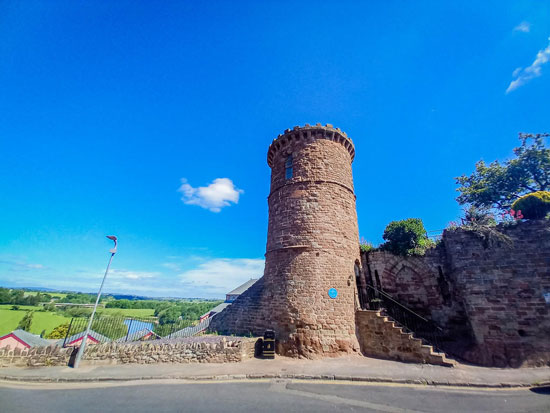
[210,124,361,357]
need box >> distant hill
[0,285,221,301]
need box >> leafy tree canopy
[380,218,433,256]
[456,133,550,212]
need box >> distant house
[0,329,51,350]
[116,328,159,343]
[57,330,111,347]
[199,279,258,322]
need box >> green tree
[0,288,11,304]
[158,306,182,325]
[380,218,433,256]
[17,311,34,332]
[456,133,550,212]
[11,289,25,305]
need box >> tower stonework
[210,124,361,358]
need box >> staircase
[358,284,457,366]
[356,310,455,367]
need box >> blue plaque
[328,288,338,299]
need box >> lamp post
[73,235,117,369]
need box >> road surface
[1,379,549,412]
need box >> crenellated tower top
[267,123,355,167]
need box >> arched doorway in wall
[355,260,368,310]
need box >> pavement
[1,356,550,388]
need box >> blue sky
[1,1,549,298]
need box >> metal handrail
[367,286,435,324]
[365,284,444,351]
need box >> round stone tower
[263,123,361,357]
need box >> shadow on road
[529,386,550,395]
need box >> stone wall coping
[267,124,355,167]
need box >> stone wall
[0,338,257,368]
[364,220,550,367]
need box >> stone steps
[356,310,456,367]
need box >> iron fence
[60,315,198,347]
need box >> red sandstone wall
[211,125,361,358]
[366,220,550,367]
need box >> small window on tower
[285,155,293,179]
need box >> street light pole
[73,236,117,369]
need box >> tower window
[285,155,293,179]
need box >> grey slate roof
[227,279,258,296]
[2,329,51,347]
[200,302,231,318]
[56,329,111,346]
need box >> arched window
[285,155,293,179]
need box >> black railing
[364,284,445,351]
[59,316,197,347]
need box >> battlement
[267,123,355,167]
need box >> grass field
[0,306,155,336]
[97,308,155,317]
[0,304,41,311]
[22,291,69,300]
[0,309,71,336]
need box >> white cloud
[0,257,46,272]
[179,258,264,296]
[178,178,244,212]
[161,262,182,272]
[506,37,550,93]
[109,269,158,280]
[514,21,530,33]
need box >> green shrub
[43,303,56,312]
[47,323,70,339]
[359,237,374,253]
[511,191,550,219]
[380,218,433,256]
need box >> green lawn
[0,310,25,336]
[0,309,71,336]
[0,305,156,337]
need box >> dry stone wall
[0,338,257,368]
[365,220,550,367]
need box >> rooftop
[227,279,258,296]
[1,329,51,348]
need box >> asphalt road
[1,379,549,413]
